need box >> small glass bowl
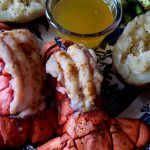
[45,0,122,48]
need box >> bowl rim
[45,0,122,38]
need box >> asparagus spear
[138,0,150,10]
[134,3,144,15]
[120,0,129,8]
[123,12,134,24]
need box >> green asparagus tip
[138,0,150,10]
[134,3,144,15]
[120,0,129,8]
[123,12,134,24]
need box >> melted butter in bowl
[52,0,113,34]
[45,0,122,48]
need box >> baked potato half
[113,11,150,86]
[0,0,45,23]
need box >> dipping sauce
[52,0,113,34]
[47,0,120,48]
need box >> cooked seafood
[0,0,45,23]
[46,44,103,111]
[113,11,150,86]
[0,24,149,149]
[0,29,45,117]
[0,23,10,30]
[37,39,150,150]
[0,25,58,149]
[0,107,58,149]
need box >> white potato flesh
[113,11,150,86]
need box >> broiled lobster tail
[0,24,59,149]
[0,108,58,149]
[0,28,46,117]
[38,39,150,150]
